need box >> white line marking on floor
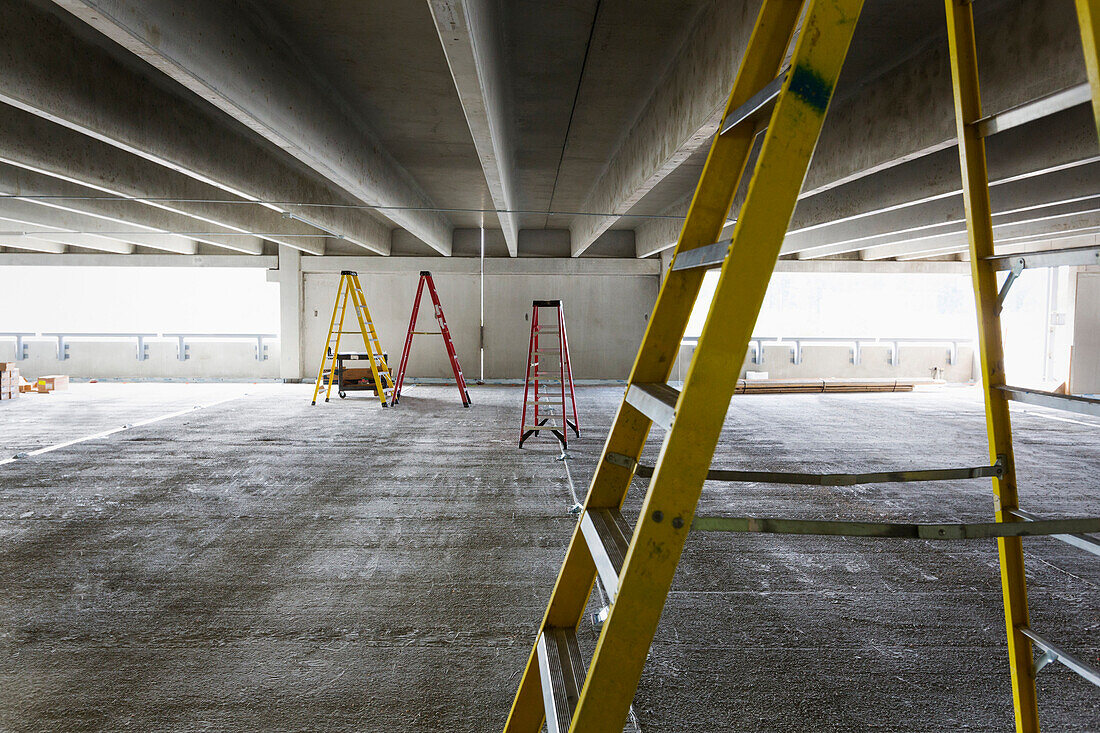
[1,392,249,467]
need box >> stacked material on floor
[736,378,916,394]
[35,374,69,394]
[0,363,18,401]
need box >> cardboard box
[0,362,15,372]
[18,377,34,393]
[36,374,69,393]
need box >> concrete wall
[301,257,660,380]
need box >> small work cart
[323,351,391,399]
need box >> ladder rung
[691,515,1100,539]
[629,459,1005,486]
[523,425,565,431]
[1007,508,1100,558]
[997,385,1100,419]
[1018,627,1100,688]
[670,239,731,271]
[579,508,632,602]
[718,65,788,135]
[534,328,560,333]
[527,400,564,405]
[536,628,585,733]
[532,349,561,354]
[626,382,679,430]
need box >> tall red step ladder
[520,299,579,448]
[391,270,471,408]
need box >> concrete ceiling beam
[0,197,197,254]
[0,235,67,254]
[0,0,389,255]
[0,161,264,256]
[0,104,327,256]
[788,159,1100,258]
[429,0,519,257]
[862,208,1100,260]
[0,220,133,254]
[51,0,451,255]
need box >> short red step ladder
[520,299,579,448]
[391,271,471,407]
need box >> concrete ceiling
[0,0,1094,261]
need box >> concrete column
[268,245,303,382]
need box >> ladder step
[670,239,732,271]
[536,628,586,733]
[718,65,788,136]
[626,382,680,430]
[629,459,1005,485]
[579,508,632,602]
[523,424,565,431]
[997,385,1100,419]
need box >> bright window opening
[0,266,279,334]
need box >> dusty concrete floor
[0,382,1097,731]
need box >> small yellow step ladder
[310,270,393,407]
[502,1,1100,731]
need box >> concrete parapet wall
[672,343,976,383]
[0,338,280,380]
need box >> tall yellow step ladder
[503,1,1100,731]
[310,270,394,407]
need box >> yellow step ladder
[503,1,1100,731]
[311,270,394,408]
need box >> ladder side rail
[1076,0,1100,143]
[503,2,834,731]
[557,305,569,446]
[571,3,864,729]
[311,273,346,405]
[425,273,470,405]
[323,279,351,403]
[519,303,538,446]
[559,302,580,436]
[533,306,541,427]
[393,274,427,404]
[944,1,1038,729]
[349,274,390,408]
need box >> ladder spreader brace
[390,271,471,408]
[503,1,1100,731]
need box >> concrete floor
[1,383,1097,731]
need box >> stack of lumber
[35,375,69,393]
[735,378,915,394]
[0,362,18,402]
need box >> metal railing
[0,332,277,361]
[680,335,973,366]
